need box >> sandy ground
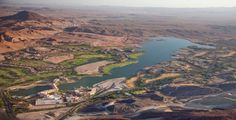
[220,51,236,57]
[193,51,208,57]
[126,76,139,88]
[145,73,180,84]
[0,42,26,54]
[53,32,129,48]
[29,104,66,111]
[0,54,5,61]
[8,83,46,91]
[170,83,200,87]
[34,47,51,52]
[8,80,49,91]
[17,107,71,120]
[183,64,192,71]
[74,60,114,75]
[44,54,74,64]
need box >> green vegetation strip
[129,52,143,59]
[16,59,53,68]
[60,54,111,68]
[22,72,63,82]
[0,66,63,87]
[103,61,138,74]
[0,67,27,87]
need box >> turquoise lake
[14,37,213,96]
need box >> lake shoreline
[11,37,212,96]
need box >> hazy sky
[5,0,236,8]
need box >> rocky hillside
[0,11,46,21]
[0,11,73,53]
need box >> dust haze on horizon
[3,0,236,8]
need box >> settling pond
[13,37,213,96]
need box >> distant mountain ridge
[0,11,46,21]
[0,11,57,45]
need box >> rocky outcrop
[0,11,46,21]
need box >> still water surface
[14,37,212,96]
